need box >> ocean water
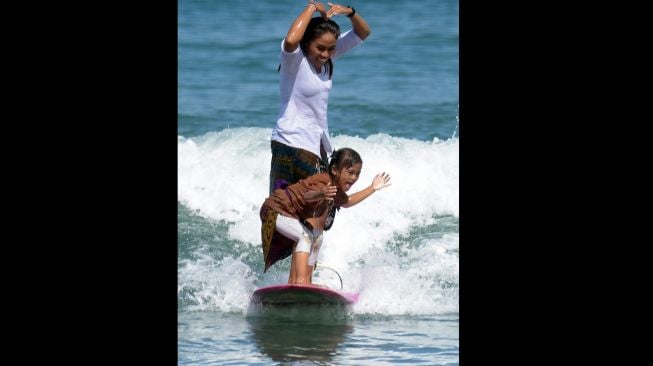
[178,0,459,364]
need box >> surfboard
[251,284,359,305]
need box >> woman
[268,1,371,195]
[260,148,391,285]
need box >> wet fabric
[268,140,327,194]
[260,206,295,272]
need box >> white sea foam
[178,128,458,315]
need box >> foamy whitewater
[178,128,458,316]
[178,0,458,363]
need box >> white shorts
[275,214,324,266]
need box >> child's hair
[328,148,362,175]
[278,17,341,79]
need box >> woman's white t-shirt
[271,30,363,158]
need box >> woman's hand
[372,172,392,191]
[326,2,354,18]
[308,1,328,19]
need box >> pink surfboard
[251,284,359,305]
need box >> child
[260,148,391,285]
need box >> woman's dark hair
[278,17,340,79]
[328,148,362,176]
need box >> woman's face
[333,163,362,192]
[307,32,337,71]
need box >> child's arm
[341,172,391,208]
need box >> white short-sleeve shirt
[271,29,363,158]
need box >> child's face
[333,163,362,192]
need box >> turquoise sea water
[179,0,458,364]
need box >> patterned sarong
[269,140,327,194]
[260,206,296,272]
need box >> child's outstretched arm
[341,172,391,208]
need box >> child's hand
[322,181,338,201]
[372,172,392,191]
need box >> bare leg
[287,244,297,284]
[292,251,314,285]
[274,215,314,284]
